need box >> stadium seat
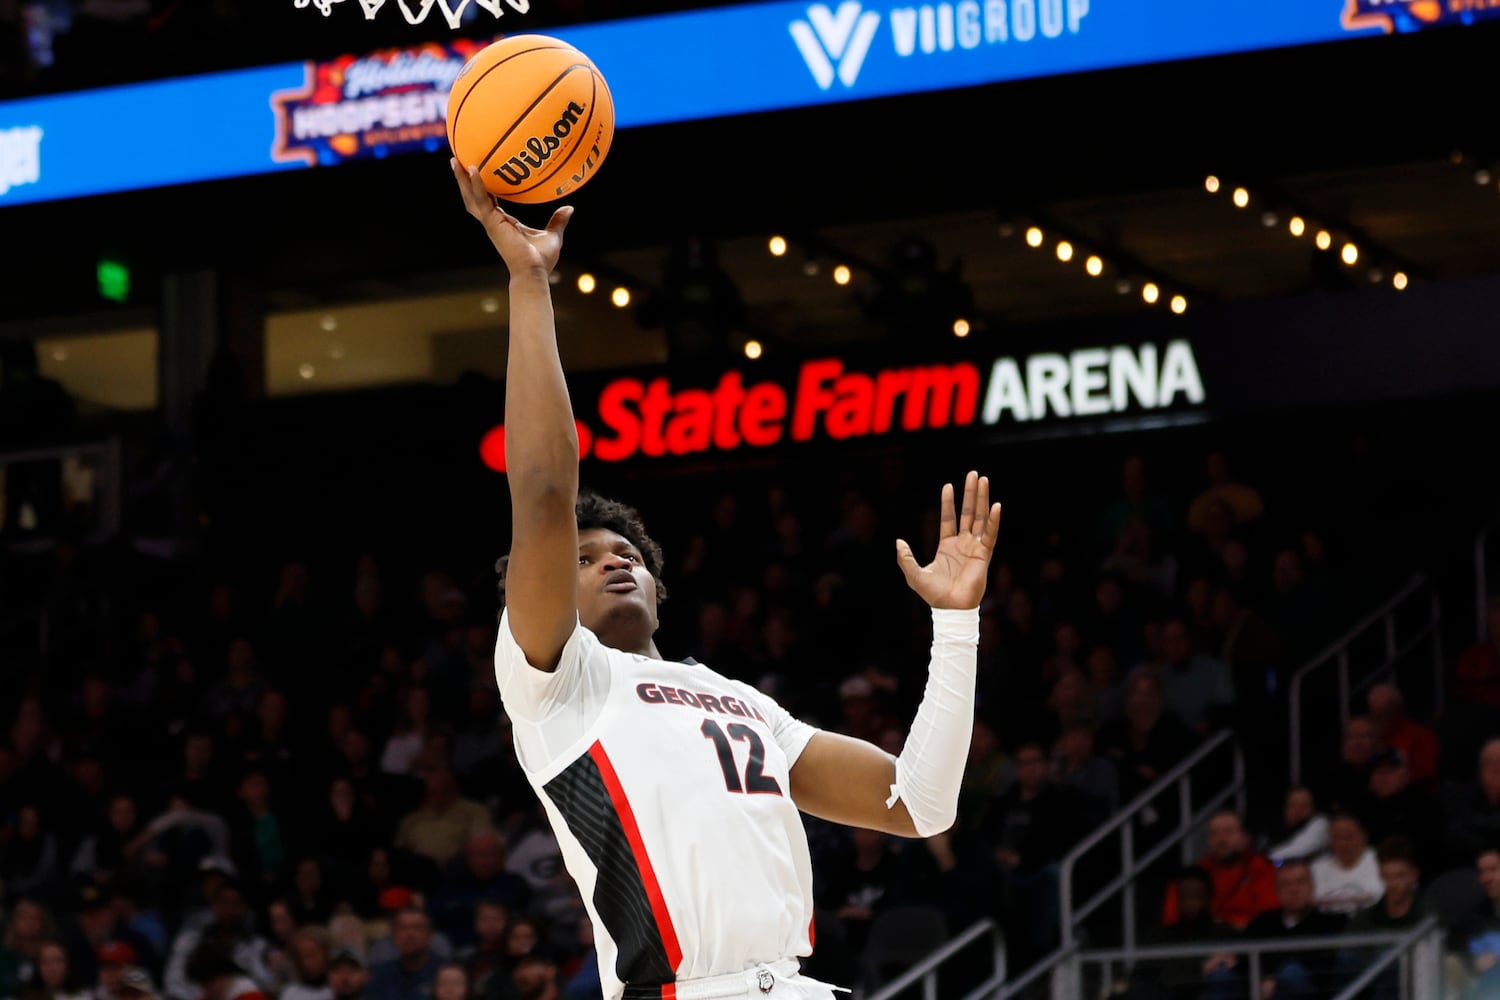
[859,905,951,993]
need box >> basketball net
[293,0,527,29]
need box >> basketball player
[451,160,1000,1000]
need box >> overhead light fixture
[1025,227,1044,248]
[611,287,631,308]
[952,318,971,338]
[1085,255,1103,276]
[1170,295,1187,314]
[1204,175,1221,194]
[298,363,316,380]
[1232,187,1250,208]
[1056,241,1074,262]
[1315,230,1332,251]
[833,264,851,285]
[577,273,596,294]
[768,236,787,257]
[319,315,337,332]
[1289,216,1306,237]
[1341,243,1359,265]
[1261,211,1278,228]
[744,339,763,359]
[480,297,500,313]
[1142,282,1160,304]
[1392,271,1409,290]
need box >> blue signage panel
[0,0,1487,208]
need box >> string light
[577,273,596,294]
[1056,241,1074,262]
[768,236,787,257]
[1085,256,1103,276]
[744,339,763,359]
[952,318,971,338]
[832,265,851,285]
[1025,227,1044,248]
[611,287,631,308]
[1142,282,1160,305]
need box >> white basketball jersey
[494,611,821,1000]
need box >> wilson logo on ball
[492,100,585,186]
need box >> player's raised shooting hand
[895,471,1002,611]
[452,158,572,277]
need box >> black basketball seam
[505,68,599,198]
[479,65,602,198]
[448,43,577,157]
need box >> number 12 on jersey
[701,719,783,795]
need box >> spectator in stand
[1349,836,1426,934]
[163,882,274,1000]
[1187,452,1265,535]
[280,929,334,1000]
[984,739,1091,965]
[1452,847,1500,998]
[428,833,532,951]
[1086,575,1147,674]
[1096,671,1197,837]
[22,941,92,1000]
[1053,720,1119,822]
[380,689,434,778]
[367,909,441,1000]
[1455,597,1500,711]
[1361,750,1445,876]
[392,770,491,871]
[1269,547,1340,670]
[1445,739,1500,870]
[1367,683,1440,789]
[1125,866,1232,1000]
[816,828,910,956]
[1161,810,1279,931]
[432,965,470,1000]
[1318,715,1379,814]
[1210,585,1281,707]
[1156,617,1235,735]
[203,641,269,727]
[508,956,559,1000]
[559,916,600,1000]
[185,944,270,1000]
[1267,786,1330,864]
[115,968,161,1000]
[1309,811,1383,916]
[1235,860,1347,1000]
[228,768,300,901]
[96,943,138,1000]
[456,902,508,1000]
[327,950,368,1000]
[1,805,61,905]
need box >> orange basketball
[446,35,615,205]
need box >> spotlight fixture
[952,318,971,338]
[744,339,763,359]
[768,236,787,257]
[319,315,337,332]
[1056,241,1074,262]
[1142,282,1160,304]
[1393,271,1409,290]
[1232,188,1250,208]
[1289,216,1306,237]
[1315,230,1332,251]
[833,264,852,285]
[577,273,596,294]
[1114,279,1132,296]
[1170,295,1187,314]
[480,297,500,313]
[1204,175,1221,194]
[1341,243,1359,265]
[1476,168,1493,186]
[1025,227,1044,248]
[1261,211,1278,228]
[611,287,631,307]
[1085,255,1104,276]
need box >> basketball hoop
[293,0,527,29]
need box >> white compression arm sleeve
[886,606,979,837]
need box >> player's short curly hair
[496,490,668,618]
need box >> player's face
[576,528,659,645]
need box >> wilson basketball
[447,35,615,205]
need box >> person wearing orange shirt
[1161,810,1280,930]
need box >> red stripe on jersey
[589,741,685,973]
[661,985,677,1000]
[809,913,816,949]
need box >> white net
[293,0,528,28]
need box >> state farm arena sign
[479,340,1205,472]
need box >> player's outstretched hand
[895,471,1002,611]
[451,158,572,276]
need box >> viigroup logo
[789,0,1090,90]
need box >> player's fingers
[981,503,1003,550]
[957,470,977,535]
[938,483,956,539]
[973,476,989,536]
[546,205,575,237]
[895,539,922,584]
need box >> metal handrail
[1060,729,1243,948]
[958,941,1079,1000]
[1075,918,1440,1000]
[864,918,1003,1000]
[1329,917,1443,1000]
[1287,575,1443,785]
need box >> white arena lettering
[291,92,448,140]
[890,0,1083,54]
[980,341,1205,423]
[342,52,467,100]
[0,125,44,197]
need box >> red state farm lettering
[594,371,787,462]
[791,358,981,441]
